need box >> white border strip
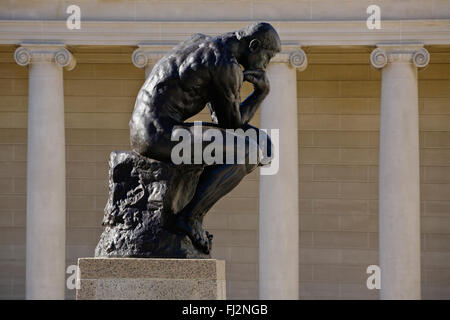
[0,19,449,46]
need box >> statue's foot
[175,217,211,254]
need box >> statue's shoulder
[151,35,238,82]
[189,33,208,41]
[200,37,239,70]
[149,34,212,78]
[177,35,237,70]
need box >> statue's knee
[257,131,274,166]
[130,135,150,157]
[240,134,274,170]
[237,140,257,174]
[238,162,257,176]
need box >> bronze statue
[95,22,280,258]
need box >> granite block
[76,258,226,300]
[76,279,97,300]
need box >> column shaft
[379,62,420,299]
[15,44,76,299]
[371,44,429,299]
[259,62,299,299]
[26,61,66,299]
[145,65,153,79]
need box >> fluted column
[370,44,429,300]
[259,48,307,299]
[14,44,76,299]
[132,45,165,78]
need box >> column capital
[370,43,429,69]
[271,46,308,71]
[14,43,76,70]
[132,45,167,69]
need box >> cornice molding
[1,19,449,46]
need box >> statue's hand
[206,102,219,124]
[210,111,219,124]
[244,69,270,95]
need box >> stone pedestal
[76,258,226,300]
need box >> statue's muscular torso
[129,33,243,159]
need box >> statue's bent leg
[131,119,272,254]
[174,163,256,253]
[174,126,267,254]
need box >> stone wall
[297,45,450,299]
[0,44,27,299]
[297,46,381,299]
[0,45,449,299]
[418,46,450,299]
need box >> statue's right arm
[210,65,270,128]
[239,69,270,124]
[209,64,244,129]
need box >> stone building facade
[0,0,449,300]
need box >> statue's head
[235,22,281,70]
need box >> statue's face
[246,48,276,70]
[241,39,277,70]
